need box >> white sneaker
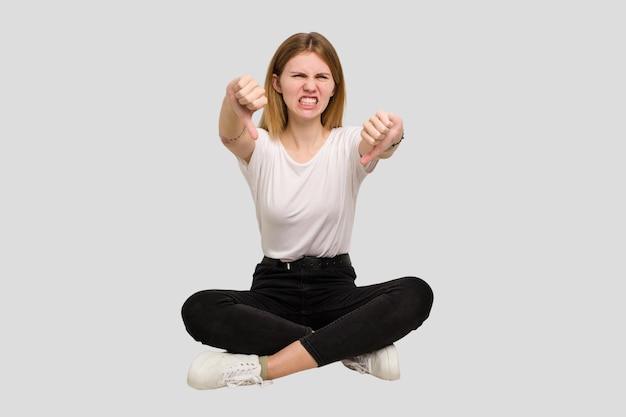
[187,351,269,390]
[341,344,400,381]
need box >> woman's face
[272,52,335,123]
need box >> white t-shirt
[238,126,378,262]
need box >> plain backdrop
[1,1,624,416]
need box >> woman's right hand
[226,75,267,140]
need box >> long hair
[258,32,346,138]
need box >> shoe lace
[223,362,272,388]
[343,355,370,374]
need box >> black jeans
[181,260,434,366]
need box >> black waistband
[260,254,351,270]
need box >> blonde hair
[258,32,346,138]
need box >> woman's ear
[272,74,281,93]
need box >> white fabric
[238,126,378,262]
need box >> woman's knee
[181,290,222,332]
[399,276,434,323]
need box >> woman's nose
[303,79,315,91]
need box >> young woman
[181,32,434,390]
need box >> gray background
[2,0,624,415]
